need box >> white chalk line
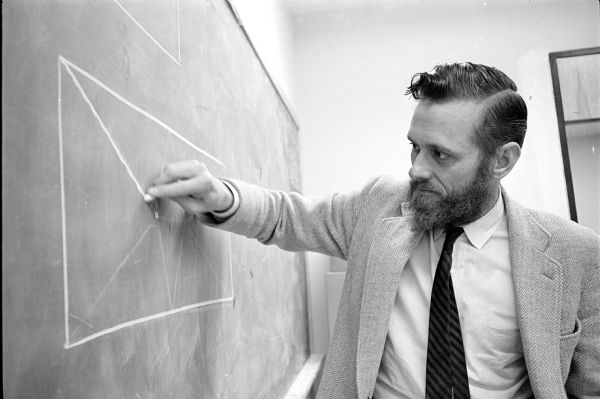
[58,58,71,346]
[158,136,176,308]
[58,56,223,167]
[171,228,184,308]
[70,313,93,329]
[113,0,181,65]
[62,61,148,200]
[156,219,173,307]
[65,296,234,349]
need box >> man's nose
[408,153,433,181]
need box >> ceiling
[283,0,412,15]
[282,0,577,15]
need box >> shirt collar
[433,190,505,249]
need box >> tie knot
[444,226,464,247]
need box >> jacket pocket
[559,318,581,382]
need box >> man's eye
[434,150,449,160]
[410,142,419,152]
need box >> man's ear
[492,142,521,179]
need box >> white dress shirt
[374,193,532,398]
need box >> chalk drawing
[59,56,221,165]
[84,225,155,315]
[70,313,93,329]
[113,0,181,65]
[61,60,148,201]
[58,56,234,349]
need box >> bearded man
[146,63,600,399]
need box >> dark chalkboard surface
[2,0,308,398]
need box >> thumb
[172,196,212,216]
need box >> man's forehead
[408,100,482,151]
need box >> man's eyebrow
[406,135,461,155]
[432,143,461,155]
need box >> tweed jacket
[211,175,600,399]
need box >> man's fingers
[148,176,213,199]
[153,160,208,186]
[172,196,211,215]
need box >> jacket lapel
[504,191,563,397]
[356,203,423,398]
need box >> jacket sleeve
[201,177,379,260]
[566,233,600,398]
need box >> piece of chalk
[143,193,153,202]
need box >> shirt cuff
[210,179,240,220]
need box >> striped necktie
[425,227,470,399]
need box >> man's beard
[409,159,495,232]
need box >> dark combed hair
[406,62,528,158]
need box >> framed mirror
[549,47,600,234]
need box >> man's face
[407,99,497,231]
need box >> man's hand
[146,160,234,216]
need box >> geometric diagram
[57,56,233,348]
[113,0,181,65]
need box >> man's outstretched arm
[146,159,372,259]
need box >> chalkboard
[2,1,308,398]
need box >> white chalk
[143,193,153,202]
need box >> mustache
[410,180,444,195]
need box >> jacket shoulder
[358,175,411,216]
[507,196,600,263]
[526,207,599,246]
